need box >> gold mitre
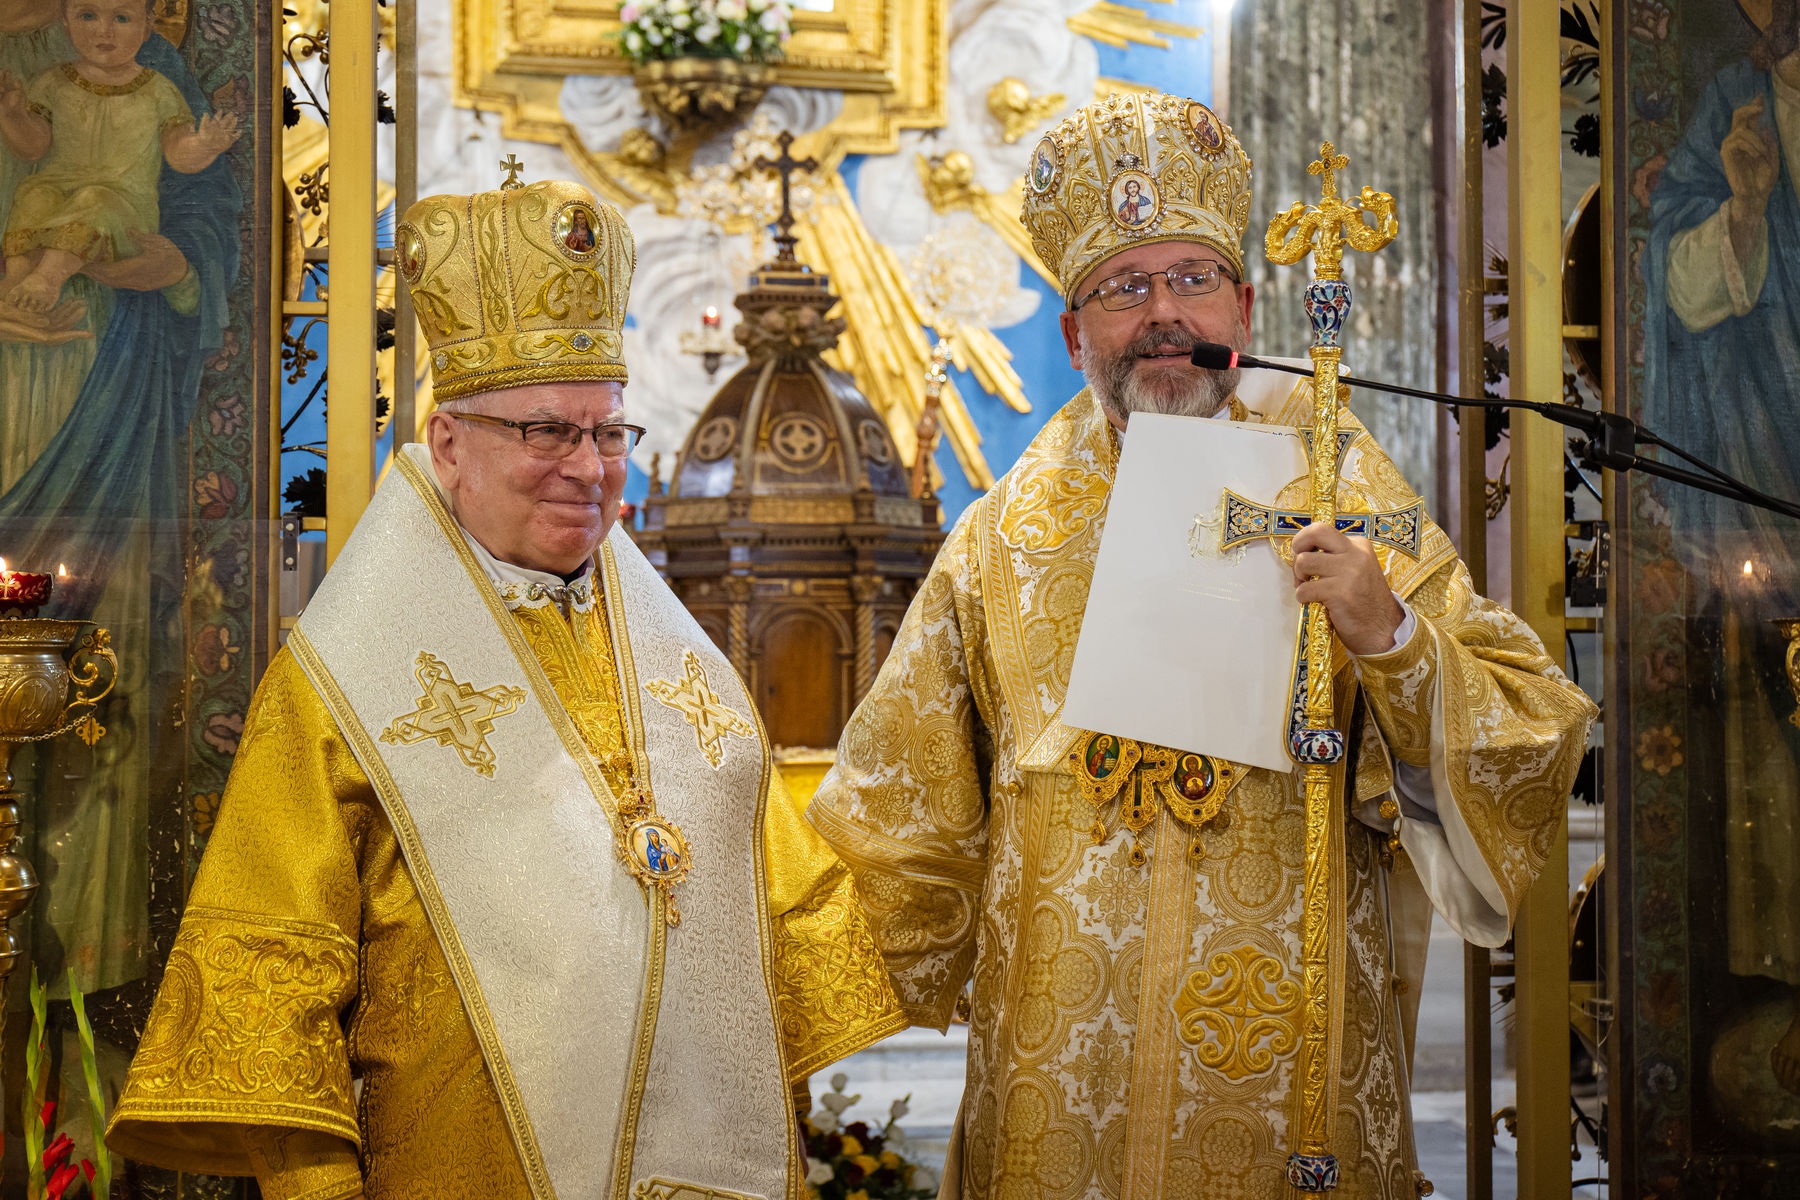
[395,179,635,403]
[1020,92,1252,304]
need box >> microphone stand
[1199,347,1800,522]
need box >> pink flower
[204,711,244,756]
[621,3,640,20]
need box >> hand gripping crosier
[1262,142,1398,1192]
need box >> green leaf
[23,966,48,1200]
[69,970,113,1198]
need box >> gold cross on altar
[499,154,526,190]
[751,130,818,262]
[645,650,756,768]
[380,652,526,777]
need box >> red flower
[821,1132,842,1158]
[843,1162,867,1187]
[39,1099,55,1130]
[43,1130,72,1172]
[844,1121,871,1142]
[46,1161,79,1200]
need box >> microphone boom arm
[1191,345,1800,522]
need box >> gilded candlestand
[1775,620,1800,729]
[1263,142,1398,1192]
[0,619,116,988]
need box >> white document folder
[1062,412,1308,773]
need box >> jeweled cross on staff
[1250,141,1398,1193]
[752,130,817,262]
[1219,427,1424,559]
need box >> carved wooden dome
[665,258,921,518]
[638,243,944,753]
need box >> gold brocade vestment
[808,384,1597,1200]
[108,566,904,1199]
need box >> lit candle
[1744,560,1756,576]
[0,557,53,617]
[701,306,721,328]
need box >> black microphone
[1184,341,1800,521]
[1188,342,1285,374]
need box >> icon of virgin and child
[0,0,241,1003]
[0,0,239,324]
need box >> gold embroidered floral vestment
[808,382,1597,1200]
[108,573,903,1200]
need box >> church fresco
[1620,0,1800,1190]
[0,0,269,1188]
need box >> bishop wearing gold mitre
[105,179,904,1200]
[808,93,1599,1199]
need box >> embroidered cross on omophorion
[380,652,526,778]
[644,649,756,768]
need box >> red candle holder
[0,566,52,618]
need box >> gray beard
[1080,325,1242,421]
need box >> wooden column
[850,574,881,704]
[325,0,379,564]
[724,575,753,680]
[1506,0,1572,1192]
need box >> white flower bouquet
[618,0,794,64]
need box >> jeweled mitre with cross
[395,178,636,402]
[1020,89,1253,301]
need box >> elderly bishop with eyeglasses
[106,178,904,1200]
[807,94,1598,1198]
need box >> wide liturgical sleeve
[1353,556,1599,945]
[806,512,998,1032]
[763,767,910,1086]
[105,647,374,1187]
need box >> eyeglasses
[1071,259,1239,312]
[452,412,646,460]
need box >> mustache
[1124,328,1201,357]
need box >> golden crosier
[1262,142,1396,1183]
[1265,141,1399,281]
